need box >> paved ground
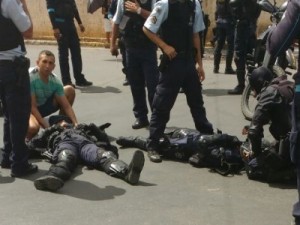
[0,44,297,225]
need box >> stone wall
[27,0,286,46]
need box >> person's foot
[213,68,219,73]
[123,78,129,86]
[132,119,149,129]
[76,79,93,87]
[228,85,245,95]
[34,175,64,192]
[224,68,236,74]
[11,163,38,177]
[1,159,11,169]
[116,136,136,147]
[125,150,145,185]
[147,150,162,163]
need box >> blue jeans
[0,61,31,170]
[126,47,159,121]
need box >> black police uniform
[29,123,145,191]
[119,0,159,127]
[213,0,235,74]
[0,0,37,176]
[46,0,91,86]
[228,0,261,94]
[246,68,294,181]
[144,0,214,162]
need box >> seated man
[117,128,243,175]
[241,67,295,181]
[27,50,78,139]
[28,116,145,192]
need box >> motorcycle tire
[241,65,285,121]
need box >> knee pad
[57,149,78,171]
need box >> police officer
[46,0,92,87]
[0,0,38,176]
[243,67,294,181]
[29,119,145,192]
[143,0,214,163]
[213,0,235,74]
[264,1,300,223]
[228,0,261,94]
[110,0,159,129]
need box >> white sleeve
[144,0,168,34]
[4,0,31,32]
[193,0,205,33]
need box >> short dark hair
[38,50,55,60]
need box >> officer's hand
[79,24,85,33]
[110,45,119,57]
[197,66,205,82]
[53,28,62,40]
[163,45,177,61]
[125,1,140,13]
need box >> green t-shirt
[30,67,65,106]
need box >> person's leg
[126,48,149,128]
[2,64,37,175]
[293,167,300,225]
[228,22,250,94]
[225,23,235,74]
[34,146,78,192]
[26,114,41,140]
[147,59,182,162]
[57,26,72,85]
[183,61,213,134]
[141,47,159,112]
[79,143,145,185]
[53,85,75,115]
[214,25,226,73]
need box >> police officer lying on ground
[27,116,145,192]
[241,67,295,182]
[117,128,243,175]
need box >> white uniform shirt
[0,0,31,60]
[144,0,205,34]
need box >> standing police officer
[228,0,261,94]
[213,0,235,74]
[110,0,159,129]
[143,0,214,163]
[46,0,92,87]
[0,0,38,176]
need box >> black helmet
[248,67,273,94]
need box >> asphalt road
[0,44,296,225]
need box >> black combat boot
[124,150,145,185]
[34,175,64,192]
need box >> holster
[158,54,170,73]
[13,56,30,87]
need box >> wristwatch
[137,7,141,15]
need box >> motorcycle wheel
[241,65,285,121]
[241,84,257,121]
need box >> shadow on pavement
[202,88,230,97]
[76,85,121,94]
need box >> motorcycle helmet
[248,66,273,94]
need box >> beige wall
[28,0,286,45]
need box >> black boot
[116,136,137,147]
[124,150,145,185]
[225,51,235,74]
[213,52,221,74]
[224,67,236,74]
[34,175,64,192]
[227,85,245,95]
